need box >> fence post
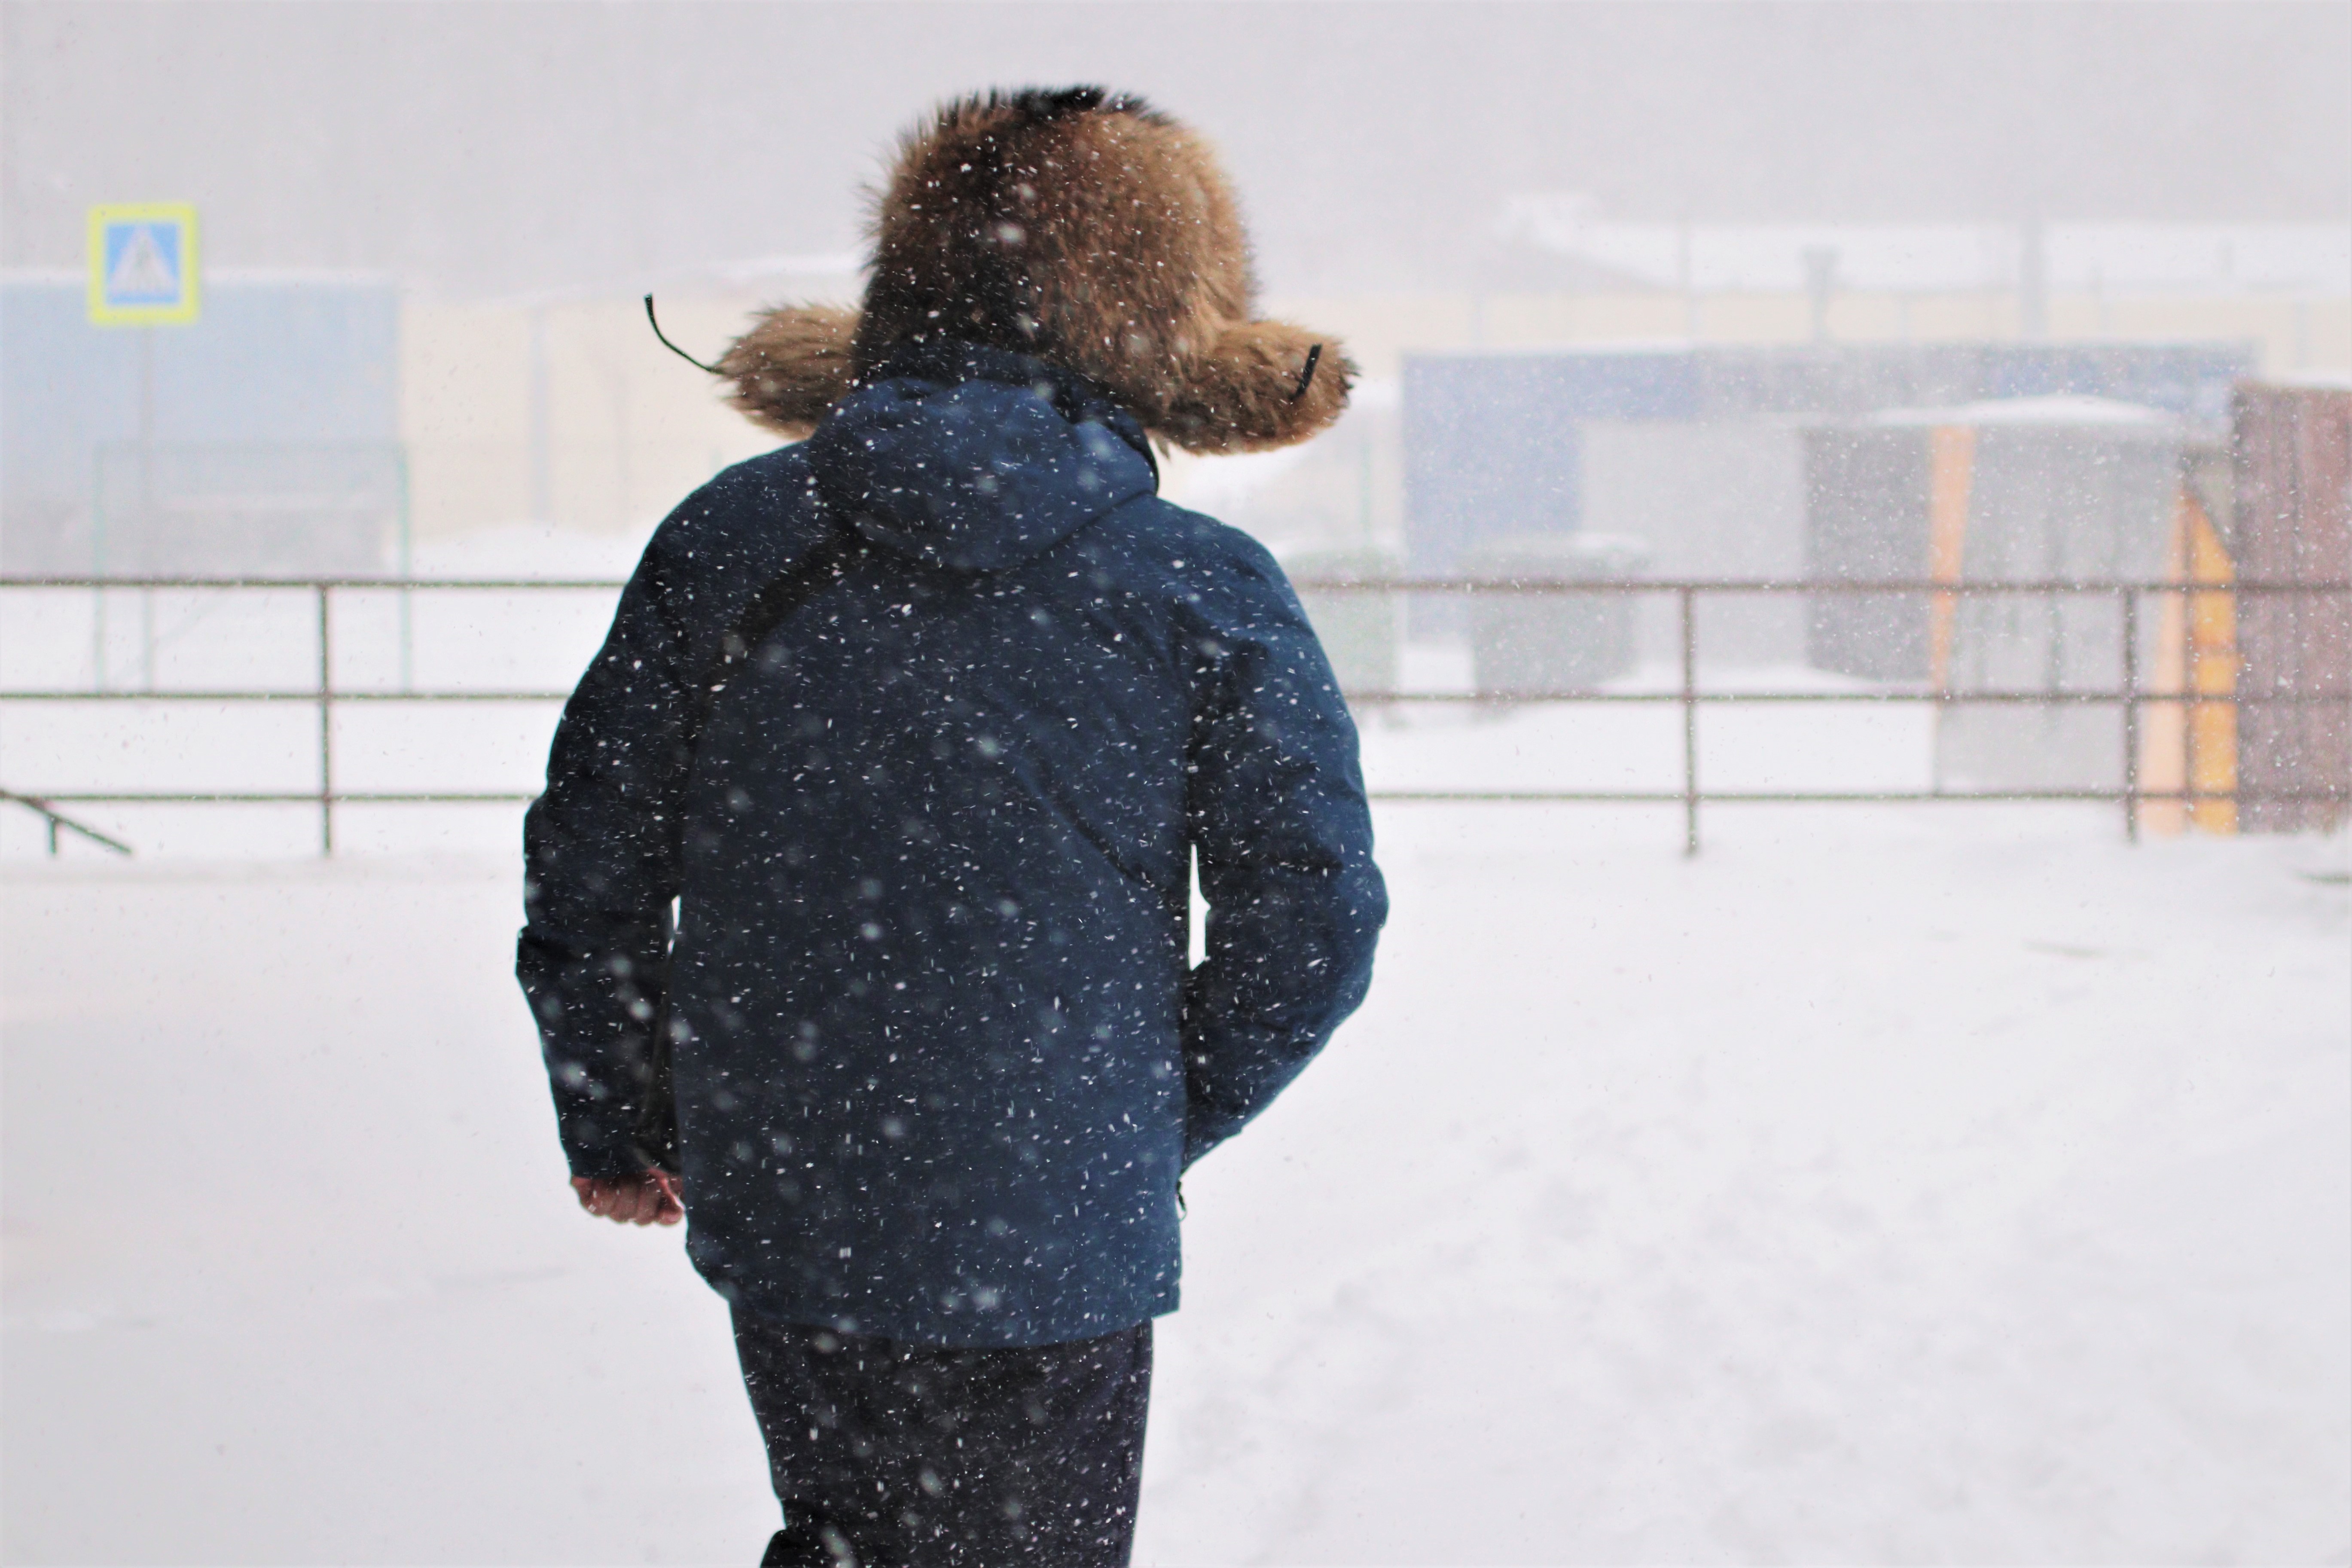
[2121,586,2139,843]
[317,584,335,856]
[1681,586,1699,856]
[397,450,415,692]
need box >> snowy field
[4,800,2346,1565]
[3,558,2349,1564]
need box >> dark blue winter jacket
[519,342,1385,1346]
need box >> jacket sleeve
[1179,538,1388,1167]
[516,458,824,1178]
[516,529,706,1178]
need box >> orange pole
[2184,496,2239,833]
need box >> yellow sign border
[88,203,201,326]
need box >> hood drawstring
[644,295,725,375]
[1290,343,1324,403]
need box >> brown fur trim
[1159,321,1356,455]
[720,304,860,439]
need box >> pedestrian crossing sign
[88,204,200,325]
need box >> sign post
[86,204,199,689]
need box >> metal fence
[2,574,2345,857]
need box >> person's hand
[572,1169,683,1226]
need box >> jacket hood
[804,341,1158,573]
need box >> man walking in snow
[519,87,1385,1567]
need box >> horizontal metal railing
[3,574,2345,856]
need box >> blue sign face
[87,204,199,325]
[102,221,184,306]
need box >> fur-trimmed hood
[718,87,1352,455]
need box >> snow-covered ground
[3,549,2348,1562]
[4,802,2346,1564]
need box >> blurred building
[298,220,2352,566]
[1,275,401,577]
[1397,340,2252,662]
[2227,381,2352,834]
[1807,398,2186,793]
[5,223,2345,585]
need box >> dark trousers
[733,1307,1153,1568]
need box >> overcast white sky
[4,1,2346,299]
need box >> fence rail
[0,789,134,856]
[4,574,2345,857]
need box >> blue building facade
[1,276,402,576]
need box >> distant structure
[2227,381,2352,833]
[1806,397,2187,793]
[1400,342,2253,662]
[0,276,403,577]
